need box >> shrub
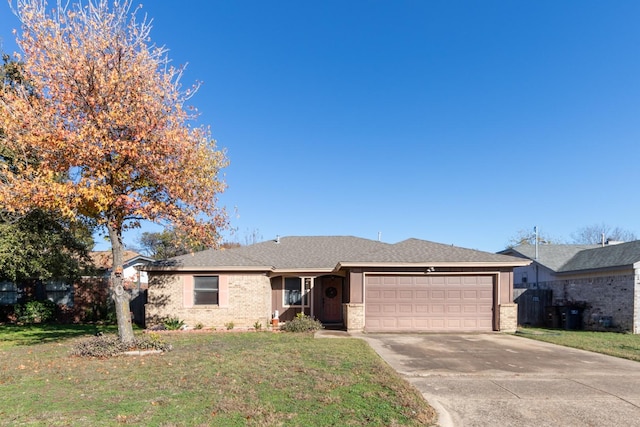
[253,320,262,330]
[224,321,235,330]
[194,322,204,330]
[163,317,185,330]
[281,313,324,333]
[15,300,58,324]
[71,333,172,358]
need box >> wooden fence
[514,288,552,327]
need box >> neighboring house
[500,241,640,333]
[144,236,529,332]
[0,250,154,323]
[89,250,155,326]
[89,250,155,290]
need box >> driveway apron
[358,333,640,427]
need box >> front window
[194,276,219,305]
[0,282,17,305]
[46,280,73,306]
[284,277,310,307]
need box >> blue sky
[2,1,640,253]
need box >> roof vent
[275,235,280,244]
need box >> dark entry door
[320,277,343,323]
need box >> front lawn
[0,324,119,350]
[0,327,436,426]
[516,327,640,362]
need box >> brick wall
[534,273,636,332]
[146,273,272,329]
[344,303,364,331]
[499,303,517,333]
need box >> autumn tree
[0,55,94,290]
[1,1,228,343]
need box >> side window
[194,276,219,305]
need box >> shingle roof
[501,244,599,271]
[342,238,526,264]
[558,240,640,272]
[502,241,640,273]
[148,236,528,271]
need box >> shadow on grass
[0,323,119,348]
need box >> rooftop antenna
[534,226,539,260]
[377,232,382,242]
[275,235,280,244]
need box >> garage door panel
[446,276,462,285]
[398,304,413,313]
[397,318,413,328]
[383,290,397,299]
[415,304,430,313]
[365,275,494,332]
[447,290,461,299]
[431,304,445,314]
[382,304,397,314]
[368,289,383,299]
[431,290,446,299]
[446,319,462,328]
[478,289,493,299]
[463,290,481,299]
[398,290,413,299]
[381,318,397,328]
[415,290,428,299]
[447,305,462,314]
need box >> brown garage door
[365,275,494,332]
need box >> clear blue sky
[2,1,640,253]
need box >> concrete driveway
[358,333,640,427]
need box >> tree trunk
[108,223,135,344]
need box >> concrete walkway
[347,333,640,427]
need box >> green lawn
[516,327,640,362]
[0,326,436,426]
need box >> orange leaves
[3,0,228,248]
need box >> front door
[320,277,343,323]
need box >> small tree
[570,223,637,245]
[138,229,206,260]
[506,227,561,248]
[1,0,228,343]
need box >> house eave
[268,268,336,276]
[557,264,634,276]
[335,261,531,269]
[144,265,274,273]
